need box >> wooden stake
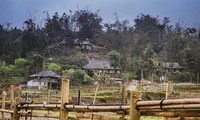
[13,103,20,120]
[129,91,141,120]
[121,85,126,120]
[59,77,69,120]
[165,81,170,120]
[2,91,6,120]
[90,84,99,120]
[165,81,171,100]
[47,89,51,118]
[77,90,81,105]
[92,84,99,105]
[10,85,14,120]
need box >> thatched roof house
[29,70,61,78]
[83,59,121,73]
[83,59,122,84]
[161,62,185,72]
[28,70,61,89]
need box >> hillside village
[23,37,187,90]
[0,10,200,90]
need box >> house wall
[27,78,59,87]
[27,79,47,87]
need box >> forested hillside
[0,9,200,85]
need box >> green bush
[167,71,191,82]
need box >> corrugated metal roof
[29,70,61,78]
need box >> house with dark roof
[27,70,61,89]
[83,59,122,84]
[59,38,92,53]
[59,38,106,53]
[161,62,185,73]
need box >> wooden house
[59,38,106,53]
[83,58,122,84]
[80,40,92,53]
[59,38,92,53]
[161,62,185,73]
[27,70,61,89]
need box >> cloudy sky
[0,0,200,28]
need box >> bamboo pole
[165,81,170,120]
[165,81,171,99]
[17,104,61,110]
[10,85,14,120]
[65,105,130,112]
[138,104,200,110]
[93,84,99,105]
[2,91,6,120]
[121,85,126,120]
[13,103,20,120]
[0,109,14,113]
[25,92,28,120]
[136,98,200,107]
[90,84,99,120]
[129,91,141,120]
[59,77,69,120]
[16,104,130,112]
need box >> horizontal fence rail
[64,104,130,112]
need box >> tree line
[0,9,200,84]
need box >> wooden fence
[1,78,200,120]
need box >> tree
[0,61,16,79]
[106,51,121,69]
[70,69,85,85]
[73,9,103,40]
[47,63,61,73]
[14,58,29,76]
[29,54,44,74]
[122,72,137,81]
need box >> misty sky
[0,0,200,28]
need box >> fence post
[77,90,81,105]
[13,103,20,120]
[2,91,6,120]
[165,81,171,120]
[129,91,141,120]
[121,85,126,120]
[47,89,51,115]
[165,81,171,100]
[60,77,69,120]
[10,85,14,120]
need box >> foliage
[106,50,121,68]
[84,74,94,83]
[47,63,61,73]
[92,72,108,84]
[167,71,191,83]
[70,69,85,85]
[63,68,75,76]
[73,9,103,40]
[29,54,44,74]
[0,61,16,78]
[14,58,29,76]
[122,72,137,81]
